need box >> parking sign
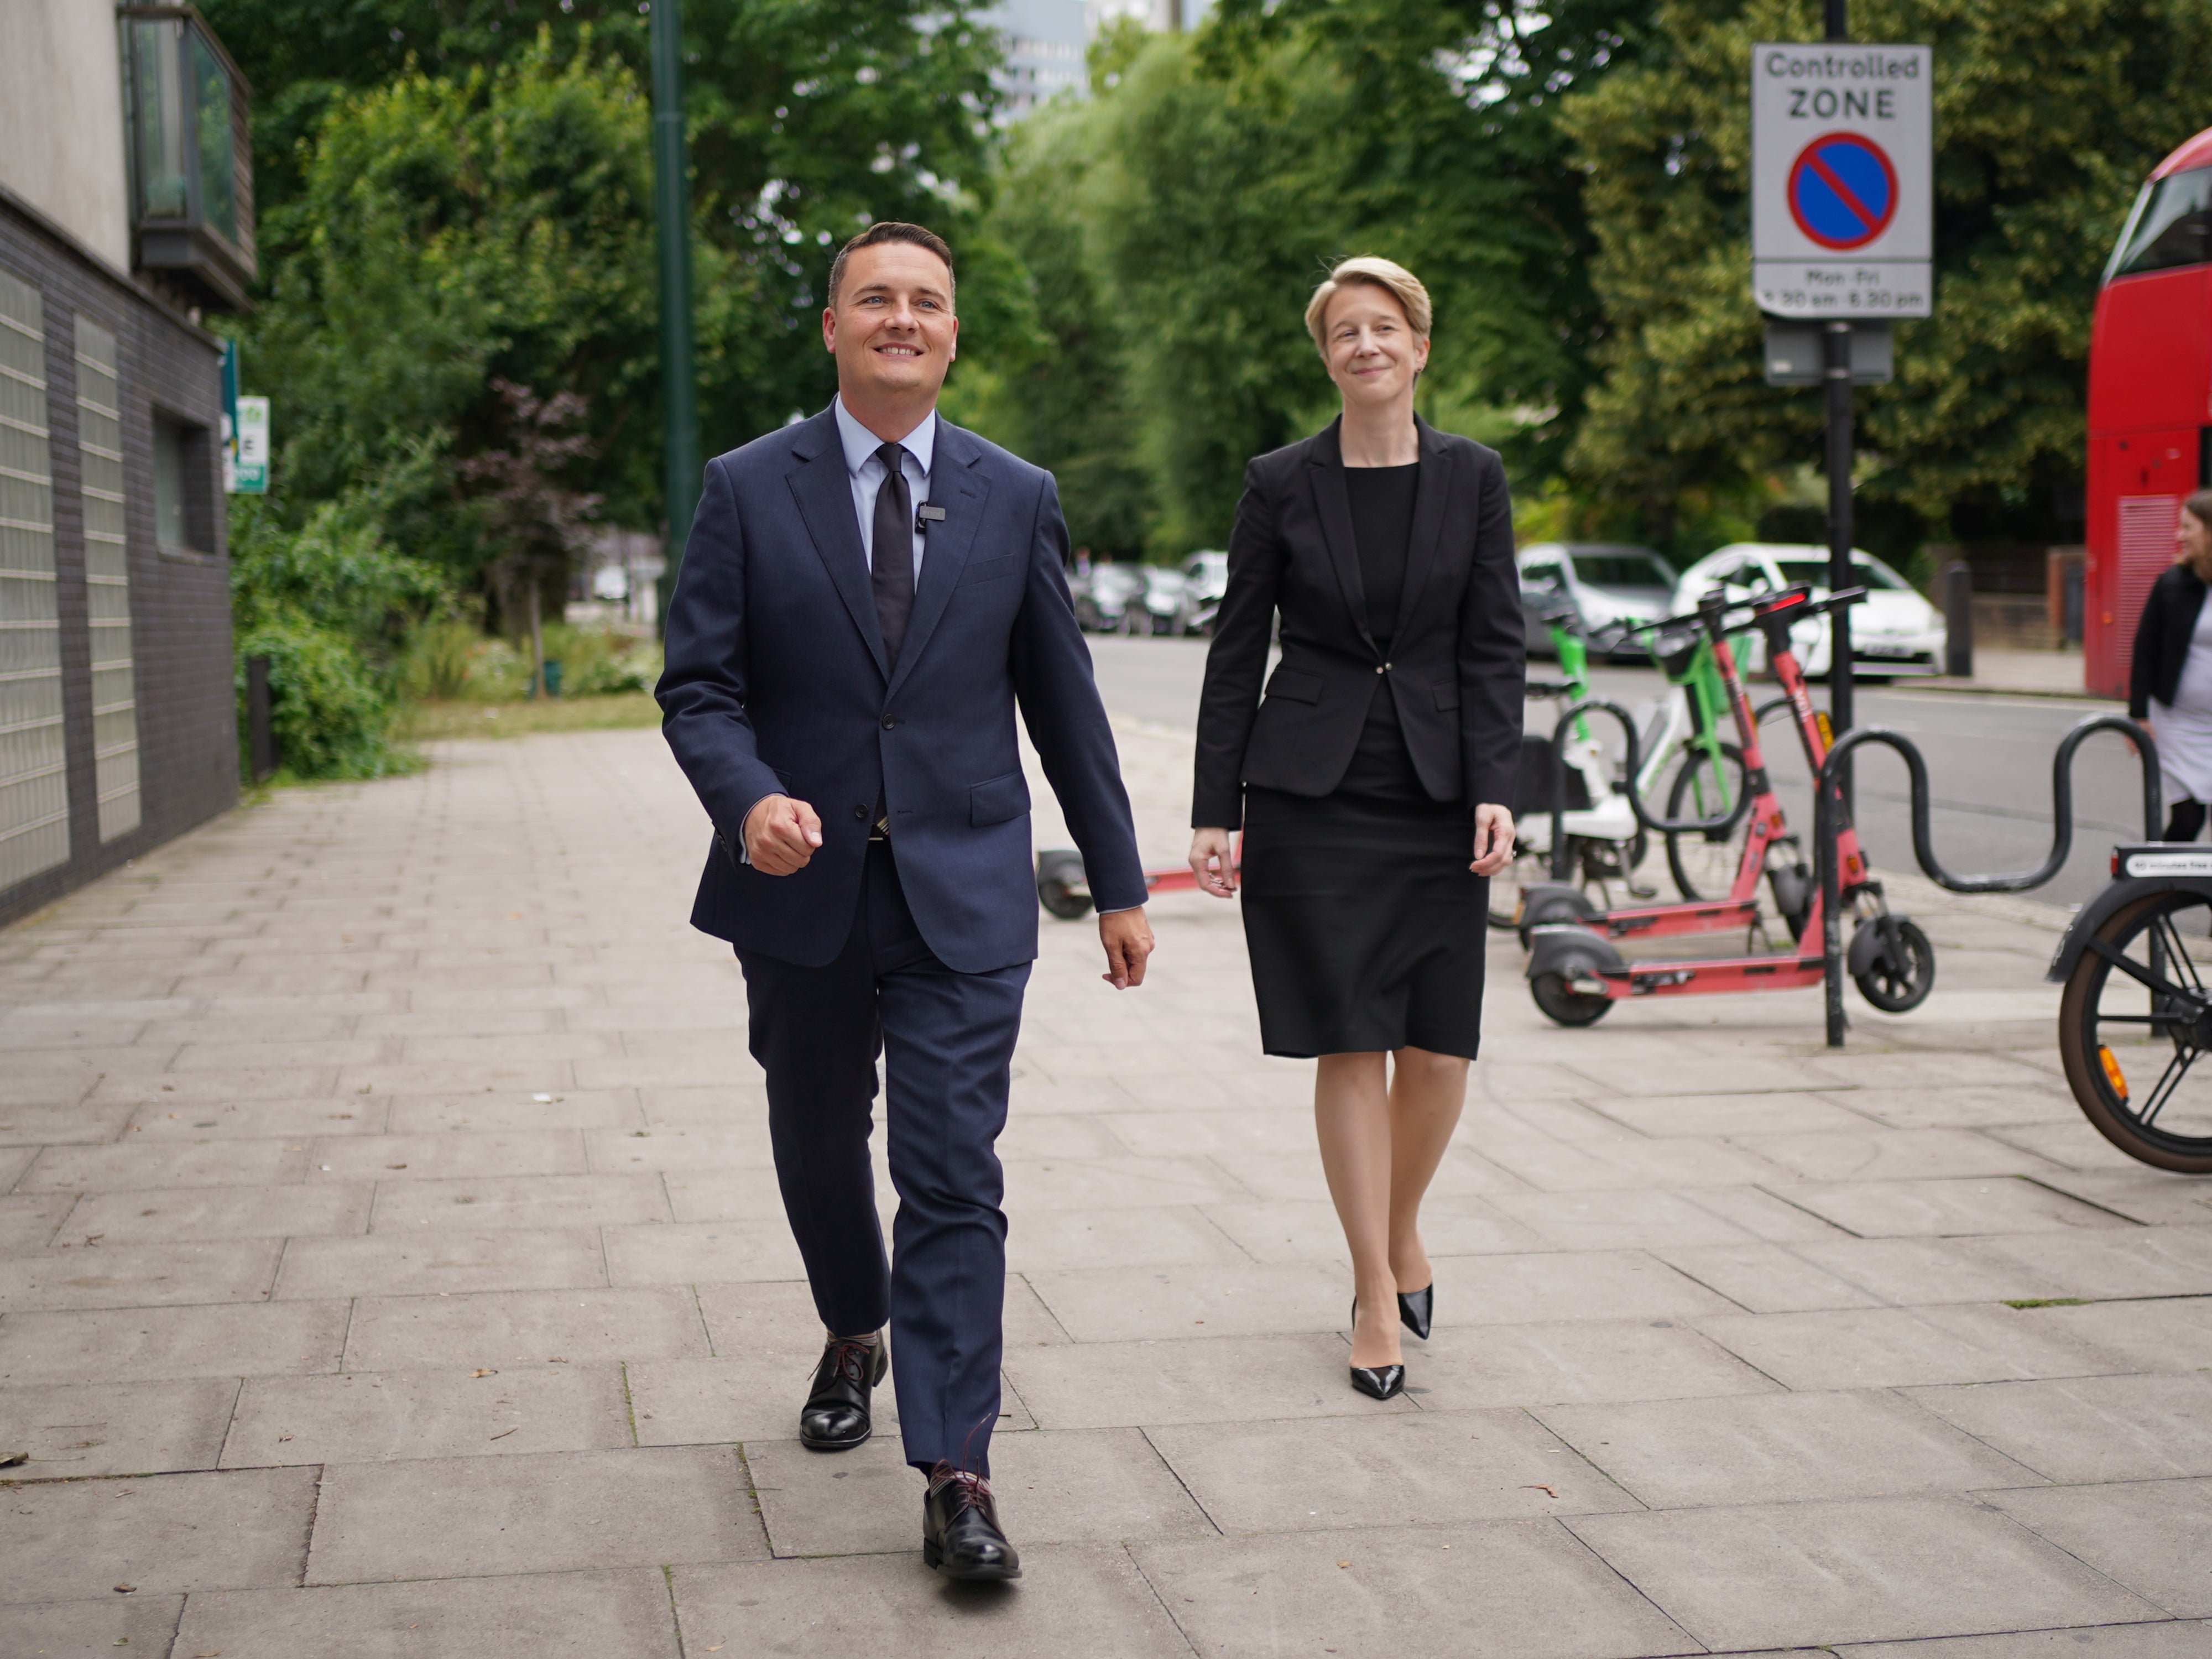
[1751,43,1932,318]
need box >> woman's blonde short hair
[1305,256,1432,351]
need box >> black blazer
[2130,562,2209,719]
[1192,415,1524,828]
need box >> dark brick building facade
[0,192,238,930]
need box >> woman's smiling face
[1322,282,1428,409]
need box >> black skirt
[1239,783,1488,1060]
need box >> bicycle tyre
[2058,889,2212,1172]
[1662,742,1751,902]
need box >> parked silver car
[1176,550,1228,635]
[1517,543,1677,659]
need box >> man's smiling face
[823,242,958,411]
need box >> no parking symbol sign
[1752,43,1931,317]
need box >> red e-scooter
[1524,585,1936,1026]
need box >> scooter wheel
[1852,917,1935,1013]
[1532,972,1612,1026]
[1035,851,1094,920]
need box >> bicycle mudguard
[2048,847,2212,983]
[1526,924,1626,983]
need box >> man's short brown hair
[827,222,956,309]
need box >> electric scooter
[1524,585,1935,1026]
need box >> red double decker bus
[2086,128,2212,697]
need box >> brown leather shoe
[798,1333,887,1451]
[922,1460,1021,1580]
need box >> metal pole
[650,0,699,635]
[1823,0,1854,802]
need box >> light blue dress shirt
[833,395,933,583]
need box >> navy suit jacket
[657,405,1147,974]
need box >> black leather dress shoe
[799,1333,887,1452]
[922,1461,1021,1580]
[1397,1284,1433,1341]
[1349,1363,1406,1400]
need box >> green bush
[232,490,449,779]
[542,621,660,696]
[235,614,405,779]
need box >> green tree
[971,0,1650,556]
[242,32,664,579]
[1563,0,2212,556]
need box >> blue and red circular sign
[1787,132,1899,251]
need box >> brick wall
[0,204,238,930]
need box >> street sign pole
[1826,0,1855,790]
[650,0,699,637]
[1752,13,1932,808]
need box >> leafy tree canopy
[1563,0,2212,555]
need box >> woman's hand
[1190,828,1238,898]
[1470,804,1515,876]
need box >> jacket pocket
[970,770,1031,827]
[1432,682,1460,712]
[1265,666,1323,705]
[957,553,1022,587]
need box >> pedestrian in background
[658,222,1153,1580]
[1187,256,1524,1400]
[2130,489,2212,841]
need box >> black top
[2130,561,2211,718]
[1339,463,1425,800]
[1191,415,1526,829]
[1347,463,1420,646]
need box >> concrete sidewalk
[3,716,2210,1658]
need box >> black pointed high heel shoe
[1397,1284,1433,1342]
[1347,1300,1406,1400]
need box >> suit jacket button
[853,805,867,820]
[883,716,896,729]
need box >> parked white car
[1670,543,1946,677]
[1517,543,1678,658]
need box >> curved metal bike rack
[1812,714,2163,1046]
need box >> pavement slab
[6,705,2212,1652]
[170,1568,682,1659]
[1563,1494,2162,1650]
[0,1593,186,1658]
[1131,1520,1699,1659]
[1986,1479,2212,1615]
[0,1465,319,1601]
[305,1444,765,1583]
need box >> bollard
[246,654,277,782]
[1942,560,1974,679]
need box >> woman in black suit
[1188,257,1523,1400]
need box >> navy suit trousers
[736,839,1029,1477]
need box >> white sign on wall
[233,396,269,494]
[1751,43,1933,319]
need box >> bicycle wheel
[2058,889,2212,1172]
[1663,742,1750,902]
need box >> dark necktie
[870,442,915,666]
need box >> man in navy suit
[658,222,1152,1580]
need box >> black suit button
[883,716,898,729]
[853,805,868,820]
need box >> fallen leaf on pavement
[472,1369,498,1378]
[113,1583,135,1593]
[0,1450,27,1467]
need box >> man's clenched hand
[1099,907,1154,989]
[744,794,823,876]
